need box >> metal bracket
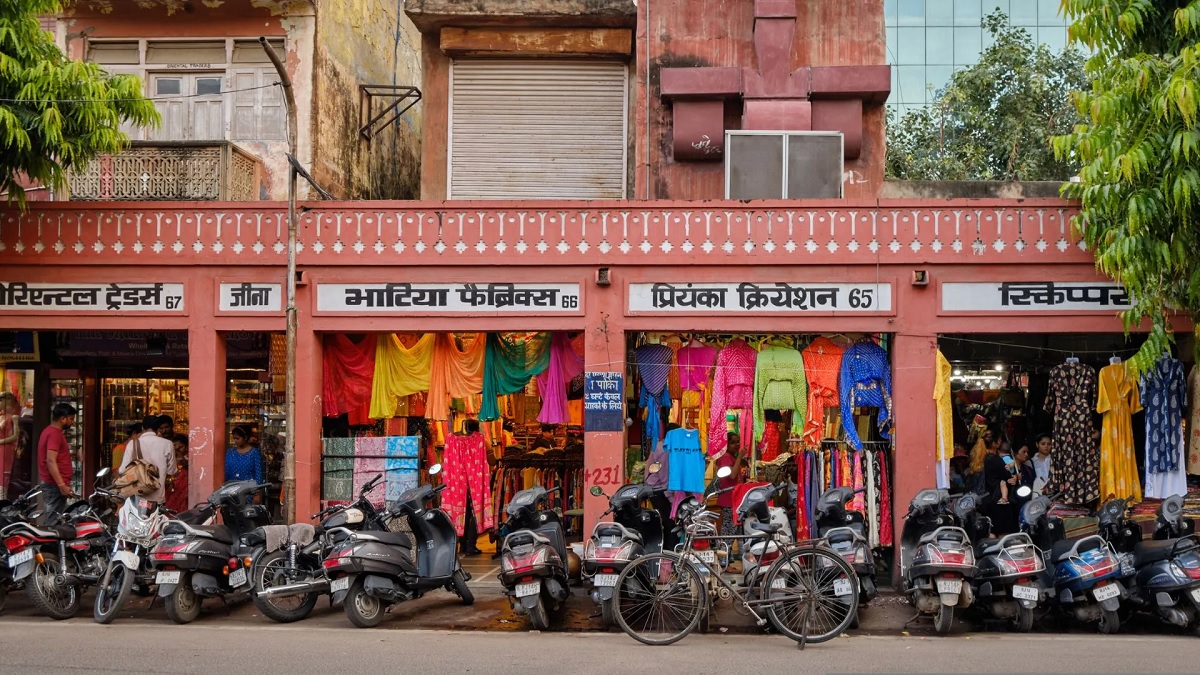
[359,85,422,142]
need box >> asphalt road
[0,621,1196,674]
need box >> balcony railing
[66,141,261,201]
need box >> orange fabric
[665,335,684,400]
[801,337,845,445]
[427,333,486,420]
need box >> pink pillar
[582,278,627,536]
[187,322,226,507]
[293,293,323,523]
[889,331,939,582]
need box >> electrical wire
[0,82,280,104]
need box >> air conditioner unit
[724,131,844,200]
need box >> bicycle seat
[751,521,783,535]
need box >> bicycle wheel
[613,552,707,646]
[763,545,858,645]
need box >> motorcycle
[1020,488,1125,634]
[498,484,570,630]
[0,486,46,612]
[2,479,112,620]
[737,482,794,585]
[245,472,390,623]
[957,491,1044,632]
[92,480,216,624]
[1123,498,1200,633]
[899,488,977,634]
[1095,496,1142,589]
[583,482,663,625]
[815,486,878,609]
[150,480,273,624]
[323,465,473,628]
[1153,494,1196,541]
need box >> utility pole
[260,37,298,524]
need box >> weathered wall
[313,0,423,200]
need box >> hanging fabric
[369,333,435,419]
[481,333,551,421]
[800,337,844,445]
[752,345,807,444]
[322,334,377,417]
[933,349,954,489]
[677,340,718,391]
[537,332,585,424]
[839,340,893,450]
[634,342,674,452]
[708,339,758,457]
[1142,355,1187,498]
[1097,361,1142,503]
[1044,360,1099,505]
[427,333,486,420]
[1189,365,1200,475]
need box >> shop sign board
[584,372,625,432]
[940,281,1130,313]
[627,282,892,314]
[0,282,185,313]
[219,282,282,312]
[316,282,582,314]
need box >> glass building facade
[886,0,1070,116]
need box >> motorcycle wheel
[934,604,954,634]
[93,562,133,625]
[451,569,474,606]
[1012,605,1034,633]
[849,609,860,630]
[0,584,7,614]
[600,598,614,626]
[26,553,81,620]
[252,550,319,623]
[528,595,550,631]
[344,579,383,628]
[164,574,202,624]
[1098,608,1120,635]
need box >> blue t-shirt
[664,428,705,493]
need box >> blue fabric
[664,428,705,493]
[839,340,893,450]
[225,447,263,483]
[639,386,672,458]
[1140,356,1186,473]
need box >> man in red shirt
[38,402,77,516]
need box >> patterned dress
[1142,356,1187,498]
[1097,363,1142,503]
[800,337,845,445]
[1044,361,1099,505]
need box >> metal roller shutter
[449,60,627,200]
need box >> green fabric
[481,333,552,420]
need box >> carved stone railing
[66,141,261,201]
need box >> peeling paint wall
[313,0,423,199]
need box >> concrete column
[582,277,627,536]
[889,331,939,582]
[187,326,226,506]
[293,290,323,523]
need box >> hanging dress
[1044,361,1099,505]
[933,350,954,489]
[1097,362,1142,503]
[1142,356,1187,498]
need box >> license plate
[155,570,181,585]
[936,578,963,595]
[516,581,540,598]
[771,577,788,590]
[694,550,715,564]
[1190,588,1200,603]
[330,576,350,593]
[1093,583,1120,602]
[7,548,33,568]
[229,567,248,589]
[1012,585,1039,601]
[593,574,619,587]
[833,578,854,597]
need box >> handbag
[113,437,162,499]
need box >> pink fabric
[708,340,758,457]
[442,433,495,536]
[851,450,866,514]
[353,437,388,508]
[677,342,718,391]
[537,332,584,424]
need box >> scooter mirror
[589,486,605,497]
[95,467,111,479]
[716,466,733,479]
[1016,485,1033,498]
[428,463,443,476]
[647,462,662,474]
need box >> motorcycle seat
[192,524,236,544]
[1133,539,1178,566]
[750,521,783,535]
[1049,539,1079,564]
[974,538,1005,557]
[353,530,413,548]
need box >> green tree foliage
[1053,0,1200,370]
[887,11,1087,181]
[0,0,157,204]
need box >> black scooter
[150,480,273,624]
[1125,498,1200,633]
[498,485,570,630]
[584,482,663,625]
[899,488,977,634]
[815,487,878,610]
[1154,494,1196,540]
[322,465,473,628]
[958,491,1045,632]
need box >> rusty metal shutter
[450,60,627,200]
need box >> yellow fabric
[934,350,954,462]
[682,388,710,451]
[369,333,435,418]
[1097,362,1143,502]
[428,334,486,420]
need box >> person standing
[0,392,19,496]
[164,434,190,512]
[37,403,78,515]
[119,415,176,503]
[1030,433,1053,493]
[224,426,264,483]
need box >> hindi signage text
[316,282,581,313]
[941,281,1131,313]
[628,282,892,313]
[0,282,185,313]
[219,282,282,312]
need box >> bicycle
[612,473,859,648]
